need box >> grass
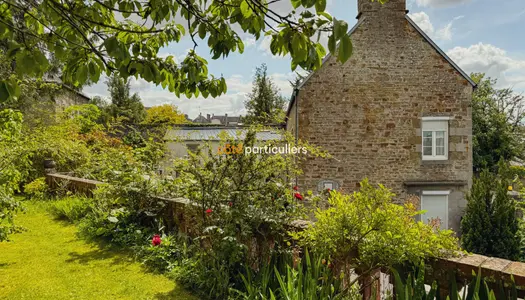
[0,200,196,300]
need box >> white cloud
[408,12,462,41]
[447,43,525,90]
[82,72,295,118]
[415,0,471,8]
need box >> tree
[0,109,27,241]
[143,104,188,125]
[472,73,525,172]
[106,74,146,123]
[461,165,520,260]
[0,0,358,102]
[244,64,286,125]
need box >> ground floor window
[420,191,449,229]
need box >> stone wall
[43,173,525,297]
[52,86,90,110]
[287,0,473,231]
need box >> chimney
[225,113,228,126]
[206,114,211,122]
[357,0,406,19]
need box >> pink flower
[206,208,213,216]
[228,202,233,207]
[152,234,161,246]
[294,193,303,201]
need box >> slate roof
[164,127,282,141]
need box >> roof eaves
[405,15,477,88]
[44,80,92,101]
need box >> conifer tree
[461,163,520,260]
[244,64,286,125]
[461,170,493,255]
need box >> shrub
[134,234,191,273]
[292,179,460,287]
[24,177,48,200]
[49,196,92,223]
[461,166,520,260]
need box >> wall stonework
[287,0,473,231]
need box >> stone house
[286,0,475,232]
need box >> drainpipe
[292,88,299,189]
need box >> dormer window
[422,117,449,161]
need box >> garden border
[44,173,525,298]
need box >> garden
[2,0,525,298]
[2,101,524,300]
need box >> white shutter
[421,192,449,229]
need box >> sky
[82,0,525,119]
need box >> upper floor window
[422,117,449,161]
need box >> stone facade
[51,84,90,110]
[286,0,474,231]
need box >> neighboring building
[164,126,281,157]
[162,126,281,174]
[45,81,90,109]
[286,0,475,232]
[192,113,242,125]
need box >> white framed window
[422,117,449,161]
[420,191,449,229]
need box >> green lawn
[0,200,196,300]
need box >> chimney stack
[357,0,406,19]
[225,113,228,126]
[206,114,211,122]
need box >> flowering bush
[291,179,460,286]
[162,128,328,298]
[152,234,161,246]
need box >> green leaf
[338,35,352,63]
[318,11,332,20]
[0,81,10,102]
[198,23,206,39]
[89,61,100,82]
[77,65,88,85]
[328,35,336,54]
[291,0,301,9]
[240,1,252,18]
[104,37,119,55]
[315,0,326,13]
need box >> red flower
[294,193,303,201]
[228,202,233,207]
[152,234,161,246]
[206,208,213,216]
[327,188,331,192]
[293,186,299,191]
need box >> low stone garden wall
[44,173,525,298]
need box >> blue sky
[83,0,525,119]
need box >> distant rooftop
[192,113,242,125]
[164,126,282,141]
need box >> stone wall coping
[47,173,104,185]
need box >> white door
[420,191,449,229]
